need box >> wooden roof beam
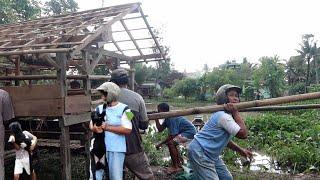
[138,6,165,59]
[122,15,148,21]
[70,4,140,57]
[39,54,61,70]
[107,37,157,43]
[112,27,150,33]
[88,48,104,74]
[111,37,124,55]
[131,53,162,60]
[102,50,132,61]
[117,46,160,52]
[0,75,110,80]
[120,19,144,59]
[0,48,73,56]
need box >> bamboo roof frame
[0,3,166,65]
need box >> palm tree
[296,34,317,92]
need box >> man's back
[164,116,197,139]
[0,89,15,180]
[118,88,148,124]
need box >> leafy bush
[142,126,170,166]
[288,82,305,95]
[226,109,320,173]
[163,88,175,98]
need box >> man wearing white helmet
[188,84,253,180]
[90,82,133,180]
[110,69,154,180]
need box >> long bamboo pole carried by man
[148,92,320,120]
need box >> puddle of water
[237,152,283,173]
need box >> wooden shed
[0,3,165,179]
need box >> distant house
[138,82,162,98]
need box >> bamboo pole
[147,92,320,120]
[239,104,320,112]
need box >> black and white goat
[90,104,108,180]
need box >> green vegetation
[142,127,170,166]
[0,0,78,24]
[223,106,320,173]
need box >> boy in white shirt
[8,122,37,180]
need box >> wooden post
[83,50,92,179]
[129,61,135,90]
[83,125,92,179]
[14,57,20,86]
[59,119,71,180]
[57,53,71,180]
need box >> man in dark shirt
[155,103,196,174]
[0,89,15,180]
[110,69,154,180]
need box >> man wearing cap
[0,89,15,180]
[187,84,252,180]
[110,69,154,180]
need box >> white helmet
[96,82,121,103]
[216,84,242,105]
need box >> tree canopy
[44,0,79,15]
[0,0,41,24]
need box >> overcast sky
[77,0,320,72]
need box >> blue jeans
[94,169,104,180]
[107,151,125,180]
[188,140,233,180]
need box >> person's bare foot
[165,166,183,174]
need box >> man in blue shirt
[188,84,253,180]
[155,103,196,174]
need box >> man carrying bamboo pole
[188,84,253,180]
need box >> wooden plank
[37,138,82,149]
[0,75,88,80]
[12,98,64,117]
[57,53,68,97]
[67,89,85,96]
[65,95,91,114]
[63,112,91,126]
[1,84,61,101]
